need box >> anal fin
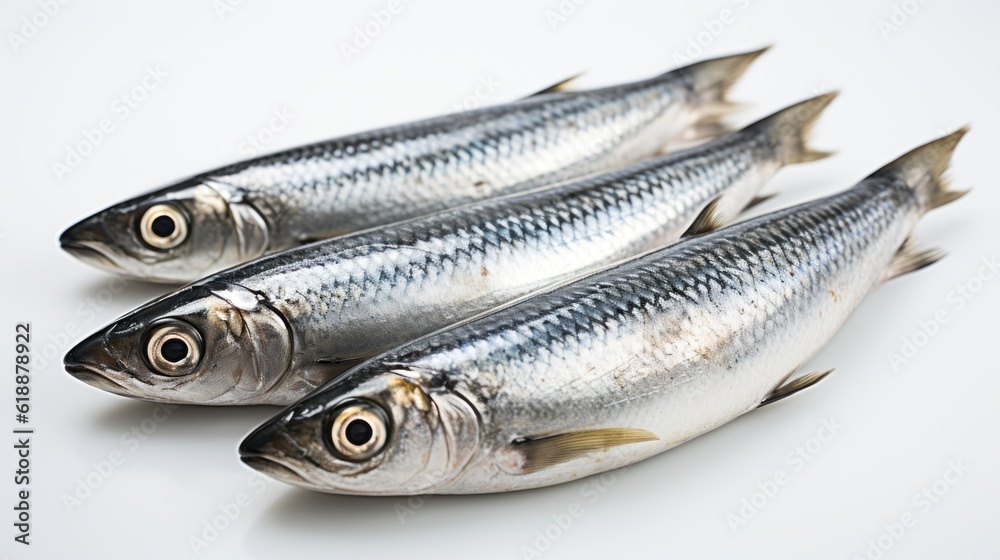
[681,191,780,240]
[759,369,834,408]
[681,196,726,238]
[882,237,946,282]
[744,193,777,211]
[664,117,738,151]
[512,428,657,474]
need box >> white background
[3,0,998,558]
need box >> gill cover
[64,282,293,405]
[193,284,292,402]
[240,368,481,495]
[393,367,482,491]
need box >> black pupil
[160,338,189,363]
[151,215,176,237]
[345,419,373,446]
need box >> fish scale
[245,130,769,342]
[62,51,768,283]
[382,182,916,491]
[236,130,965,494]
[214,82,687,238]
[64,94,835,406]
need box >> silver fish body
[237,130,967,495]
[59,51,766,283]
[63,95,835,406]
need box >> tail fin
[681,47,768,112]
[746,92,838,165]
[871,127,970,212]
[677,47,769,140]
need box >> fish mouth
[60,240,122,273]
[239,418,320,489]
[64,363,132,397]
[240,455,311,486]
[64,332,134,398]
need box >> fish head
[59,180,269,283]
[239,366,481,495]
[64,282,292,404]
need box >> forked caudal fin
[675,47,770,141]
[678,90,841,237]
[747,91,839,165]
[680,47,769,112]
[871,127,970,213]
[875,128,970,282]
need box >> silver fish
[63,94,836,406]
[237,129,967,494]
[59,50,766,283]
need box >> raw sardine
[59,50,766,282]
[62,94,834,405]
[238,130,966,494]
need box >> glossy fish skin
[59,50,766,283]
[238,130,967,495]
[63,94,835,406]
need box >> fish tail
[871,127,970,213]
[678,47,769,138]
[747,92,839,165]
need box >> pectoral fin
[511,428,657,474]
[759,369,834,407]
[314,355,367,373]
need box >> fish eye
[143,320,203,376]
[139,204,188,249]
[327,401,388,461]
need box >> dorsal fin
[526,73,583,98]
[882,237,946,282]
[681,197,725,238]
[759,369,834,407]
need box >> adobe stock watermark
[887,254,999,372]
[189,473,273,555]
[877,0,930,40]
[445,76,500,114]
[519,466,627,559]
[7,0,71,54]
[237,106,295,157]
[61,403,179,513]
[727,417,842,532]
[580,119,631,156]
[213,0,247,21]
[806,83,836,98]
[852,459,969,559]
[544,0,586,31]
[340,0,404,64]
[394,468,450,524]
[671,0,752,65]
[34,275,130,372]
[51,64,168,182]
